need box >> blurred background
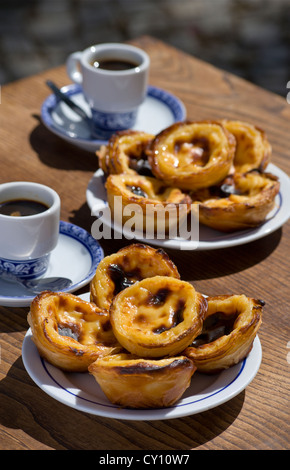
[1,0,290,96]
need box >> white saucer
[22,292,262,421]
[0,221,104,307]
[41,84,186,152]
[86,163,290,251]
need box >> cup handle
[66,51,83,84]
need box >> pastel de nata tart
[27,291,121,372]
[106,173,192,235]
[90,243,180,310]
[221,119,271,173]
[109,275,207,358]
[191,170,280,232]
[147,120,236,190]
[89,353,196,409]
[97,130,154,176]
[184,294,263,374]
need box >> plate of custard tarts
[23,244,263,420]
[87,120,290,250]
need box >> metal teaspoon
[0,267,72,294]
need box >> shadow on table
[164,227,282,281]
[68,198,283,281]
[29,116,97,173]
[0,356,244,450]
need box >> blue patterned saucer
[41,84,186,152]
[0,221,104,307]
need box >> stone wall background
[1,0,290,96]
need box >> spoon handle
[46,80,89,121]
[0,266,72,294]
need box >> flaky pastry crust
[147,120,236,190]
[88,353,196,408]
[191,170,280,232]
[184,294,263,373]
[90,243,180,310]
[221,119,271,173]
[106,173,192,234]
[27,291,121,372]
[109,276,207,358]
[97,130,154,176]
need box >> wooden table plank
[0,36,289,450]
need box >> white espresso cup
[66,43,150,138]
[0,181,60,280]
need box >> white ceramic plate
[0,221,104,307]
[86,163,290,251]
[22,292,262,421]
[41,84,186,152]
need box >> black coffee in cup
[0,199,49,217]
[90,56,139,71]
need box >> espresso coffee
[90,57,139,71]
[0,199,49,217]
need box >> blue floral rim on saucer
[58,220,104,280]
[0,221,104,307]
[41,83,186,146]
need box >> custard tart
[191,170,280,232]
[90,243,180,310]
[89,353,196,409]
[222,119,271,173]
[109,275,207,358]
[97,130,154,176]
[148,120,236,190]
[27,291,121,372]
[106,173,192,235]
[184,294,263,373]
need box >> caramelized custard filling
[191,311,237,347]
[58,324,79,341]
[146,288,170,306]
[126,185,148,198]
[129,155,153,176]
[57,315,113,346]
[153,298,186,334]
[208,171,270,200]
[108,263,141,295]
[210,176,242,198]
[133,288,186,335]
[174,137,211,167]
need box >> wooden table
[0,36,289,451]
